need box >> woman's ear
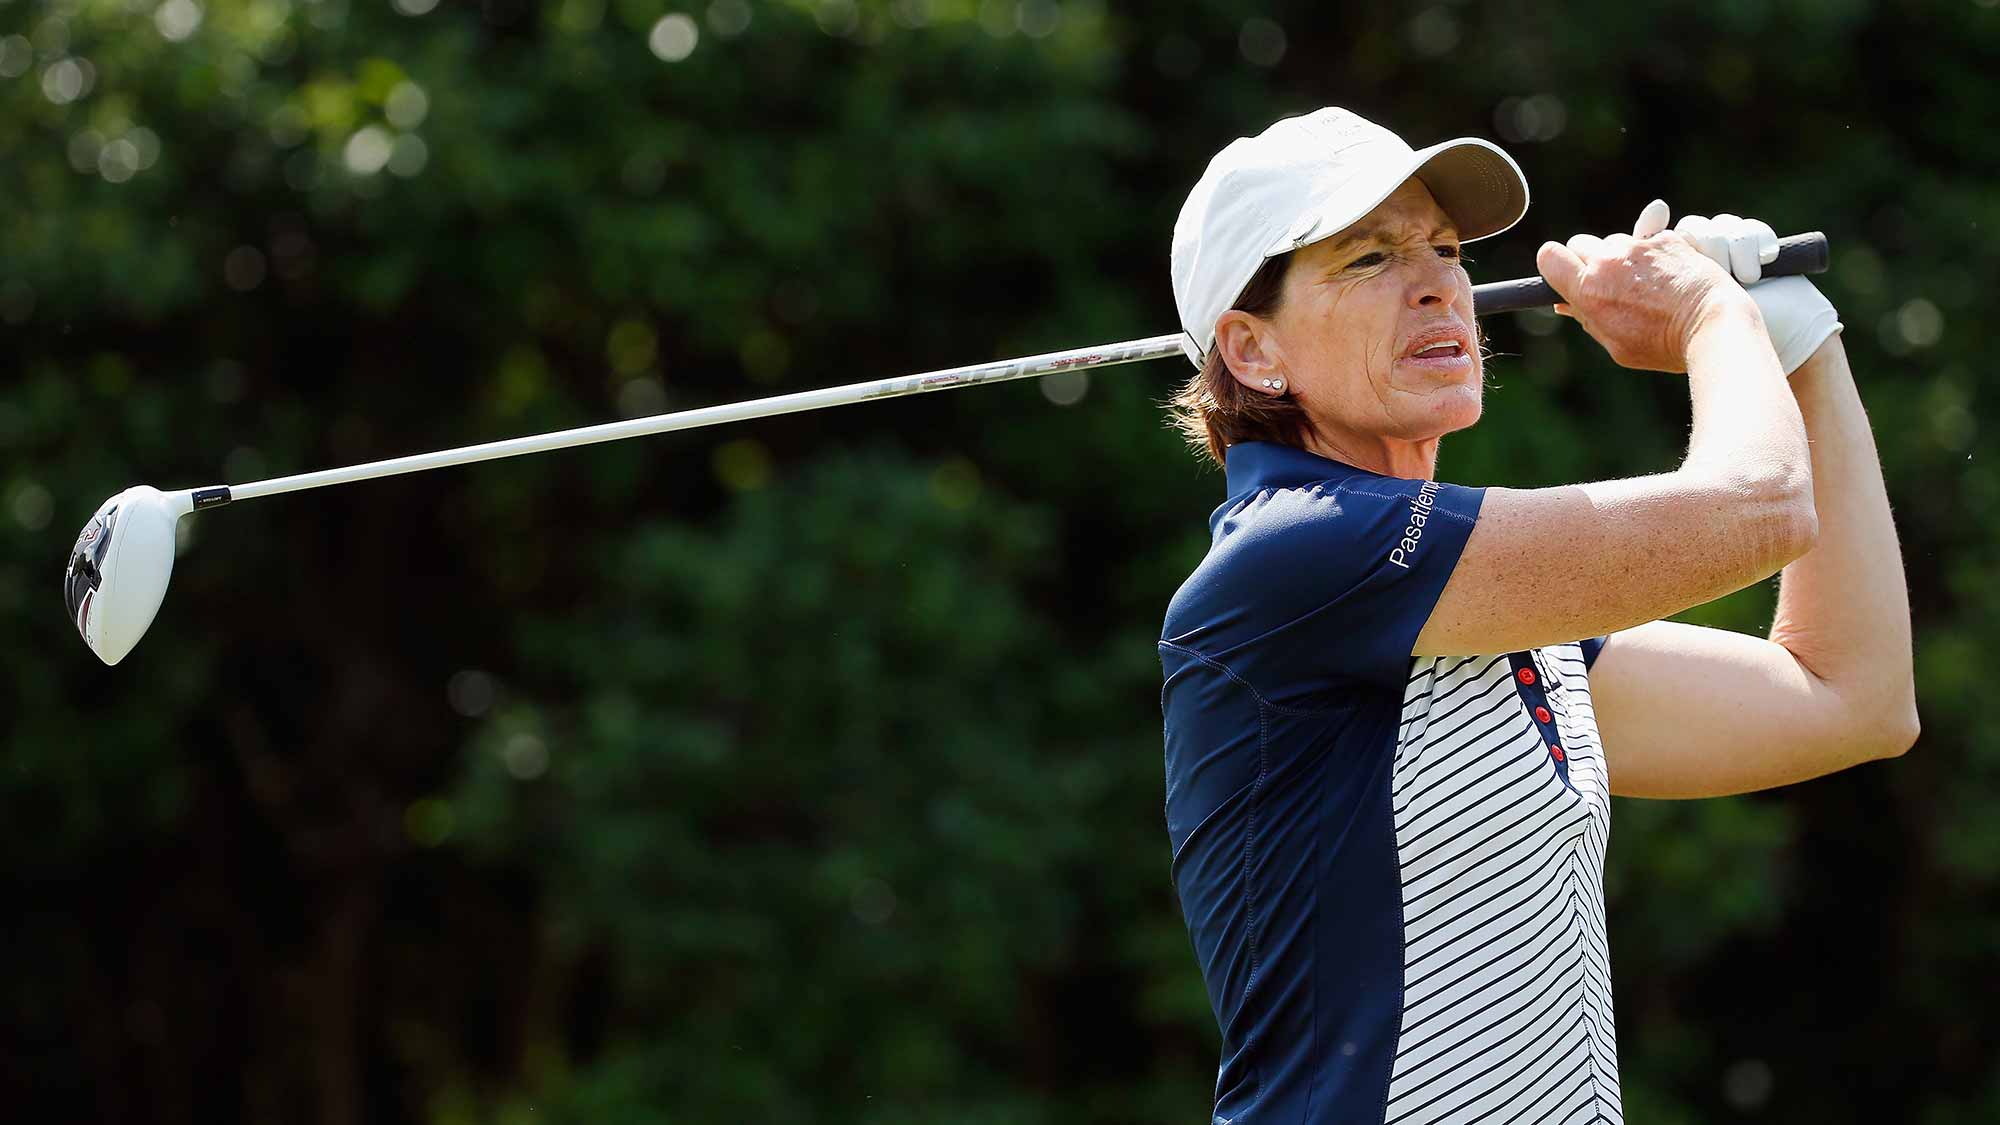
[1214,310,1286,396]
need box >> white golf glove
[1633,199,1842,374]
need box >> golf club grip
[1471,231,1829,317]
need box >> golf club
[65,232,1829,666]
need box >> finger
[1537,240,1586,301]
[1565,232,1607,258]
[1714,214,1762,283]
[1632,198,1670,238]
[1675,215,1730,273]
[1749,217,1779,265]
[1602,233,1636,253]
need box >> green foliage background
[4,0,1995,1121]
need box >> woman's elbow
[1874,703,1921,760]
[1775,498,1820,567]
[1851,689,1920,762]
[1750,486,1819,575]
[1726,462,1819,572]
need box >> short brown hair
[1166,250,1317,466]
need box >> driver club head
[65,485,195,666]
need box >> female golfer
[1159,108,1916,1124]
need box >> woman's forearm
[1768,334,1920,750]
[1679,296,1819,573]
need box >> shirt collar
[1222,441,1375,496]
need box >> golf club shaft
[211,230,1830,506]
[219,333,1184,504]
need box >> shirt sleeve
[1579,635,1609,668]
[1195,476,1486,694]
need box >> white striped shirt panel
[1385,643,1622,1125]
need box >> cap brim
[1409,137,1529,244]
[1269,136,1529,259]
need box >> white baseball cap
[1171,107,1530,367]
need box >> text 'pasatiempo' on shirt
[1388,479,1441,570]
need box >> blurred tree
[447,452,1206,1123]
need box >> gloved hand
[1632,199,1842,373]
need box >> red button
[1535,706,1552,723]
[1550,744,1565,761]
[1517,667,1536,686]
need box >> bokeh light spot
[268,104,309,147]
[1239,17,1286,67]
[343,125,393,174]
[1722,1059,1774,1111]
[977,0,1011,36]
[8,480,52,531]
[707,0,750,36]
[1516,307,1561,338]
[1896,297,1943,348]
[386,133,428,177]
[502,733,549,780]
[931,458,981,509]
[222,445,266,481]
[739,327,789,382]
[129,127,161,169]
[606,318,658,375]
[1408,7,1459,56]
[621,149,667,195]
[0,35,31,78]
[555,0,605,33]
[713,438,773,492]
[391,0,439,16]
[1838,244,1884,295]
[98,137,140,182]
[33,16,69,56]
[616,377,667,417]
[41,58,84,104]
[1040,370,1089,406]
[448,669,497,717]
[491,346,549,416]
[850,878,897,925]
[223,245,267,291]
[1016,0,1060,38]
[306,0,349,30]
[1495,94,1567,143]
[649,13,698,61]
[405,799,455,846]
[1925,379,1975,452]
[67,129,103,173]
[384,81,429,129]
[818,0,860,36]
[154,0,203,41]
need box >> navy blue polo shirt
[1160,441,1620,1125]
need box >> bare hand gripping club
[65,231,1828,665]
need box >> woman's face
[1220,177,1483,471]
